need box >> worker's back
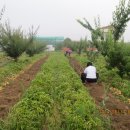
[84,66,96,79]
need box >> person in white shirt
[81,62,98,83]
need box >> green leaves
[77,17,103,49]
[3,52,105,130]
[0,22,27,61]
[26,41,46,57]
[112,0,130,41]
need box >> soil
[0,55,48,119]
[69,57,130,130]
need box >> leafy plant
[112,0,130,41]
[0,22,27,61]
[0,53,45,87]
[77,17,104,49]
[26,41,46,57]
[2,53,106,130]
[75,38,88,55]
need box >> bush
[0,23,27,61]
[107,43,127,77]
[26,41,46,57]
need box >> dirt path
[0,55,48,119]
[69,57,130,130]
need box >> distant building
[36,36,64,45]
[100,25,124,41]
[46,45,55,51]
[100,25,113,40]
[100,25,113,32]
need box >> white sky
[0,0,130,41]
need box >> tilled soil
[0,55,48,119]
[69,57,130,130]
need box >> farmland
[1,0,130,129]
[0,51,130,130]
[0,52,107,130]
[0,53,46,89]
[70,53,130,129]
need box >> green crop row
[0,53,46,87]
[1,52,106,130]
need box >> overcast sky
[0,0,130,41]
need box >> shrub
[26,41,46,57]
[0,23,27,61]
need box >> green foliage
[77,18,94,32]
[56,37,88,55]
[112,0,130,41]
[106,42,130,77]
[125,62,130,75]
[6,90,53,130]
[55,42,64,50]
[75,38,88,55]
[100,31,114,56]
[2,53,106,130]
[63,38,75,50]
[77,17,103,49]
[63,38,72,45]
[0,22,27,61]
[26,41,46,57]
[74,53,130,98]
[87,51,99,62]
[0,53,45,87]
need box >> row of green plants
[73,54,130,99]
[1,53,108,130]
[0,53,45,88]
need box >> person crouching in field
[64,49,72,56]
[81,62,99,84]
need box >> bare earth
[0,55,48,119]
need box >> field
[0,52,130,130]
[1,0,130,129]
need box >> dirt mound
[0,55,48,119]
[69,57,130,130]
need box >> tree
[107,43,127,77]
[0,22,27,61]
[63,38,76,50]
[63,38,72,46]
[26,41,46,57]
[77,17,103,49]
[76,38,88,55]
[25,25,46,57]
[28,25,39,44]
[100,31,115,56]
[112,0,130,41]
